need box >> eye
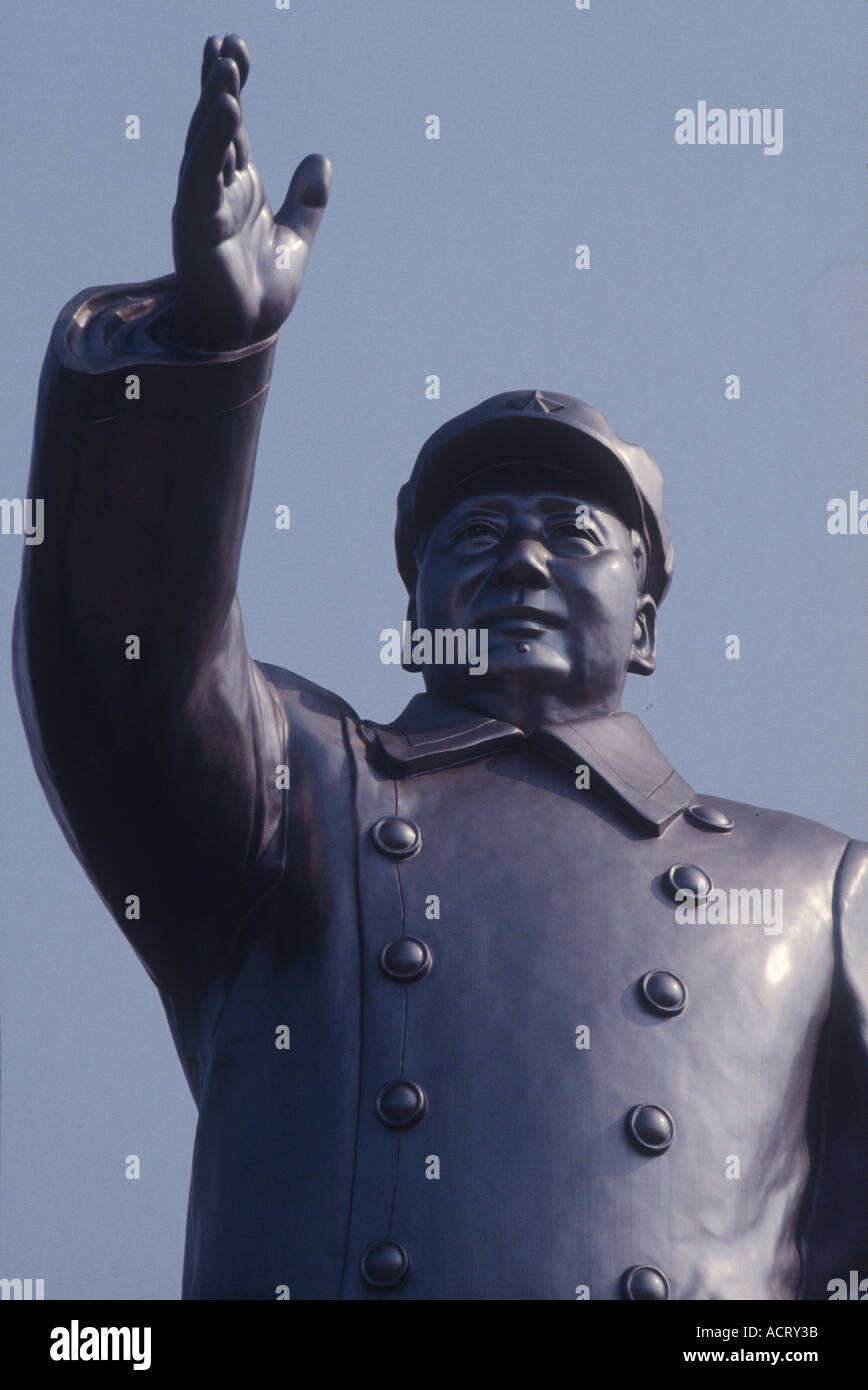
[451,519,501,545]
[547,519,602,548]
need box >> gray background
[1,0,865,1299]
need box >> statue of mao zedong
[13,34,868,1301]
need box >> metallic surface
[13,272,868,1304]
[396,389,675,605]
[12,30,868,1301]
[639,970,688,1017]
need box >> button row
[369,807,733,862]
[380,945,687,1017]
[369,815,728,924]
[369,816,727,922]
[366,809,701,1298]
[373,1087,675,1149]
[663,802,733,905]
[371,831,430,1230]
[360,1243,670,1297]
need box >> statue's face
[413,463,656,722]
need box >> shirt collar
[364,693,694,836]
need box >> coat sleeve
[13,275,289,994]
[799,837,868,1298]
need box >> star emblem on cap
[505,390,565,414]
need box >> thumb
[275,153,332,248]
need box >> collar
[364,694,694,836]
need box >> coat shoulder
[685,794,863,912]
[254,660,363,734]
[692,791,856,859]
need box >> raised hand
[168,33,331,352]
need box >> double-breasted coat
[14,278,868,1299]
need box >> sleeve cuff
[42,274,279,421]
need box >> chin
[470,648,570,690]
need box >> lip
[488,623,549,639]
[475,606,567,631]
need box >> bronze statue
[14,34,868,1300]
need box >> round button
[370,817,421,859]
[360,1239,410,1290]
[380,937,432,983]
[686,803,733,833]
[376,1080,427,1128]
[639,970,687,1016]
[622,1265,669,1300]
[663,862,711,902]
[627,1104,675,1154]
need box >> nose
[492,537,551,590]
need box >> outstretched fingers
[184,35,253,198]
[179,92,242,216]
[185,54,241,155]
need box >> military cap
[395,389,674,604]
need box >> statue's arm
[799,838,868,1296]
[12,35,331,991]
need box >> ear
[628,593,657,676]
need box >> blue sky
[1,0,865,1298]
